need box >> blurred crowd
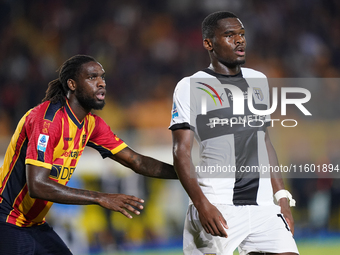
[0,0,340,133]
[1,0,340,253]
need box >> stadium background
[0,0,340,254]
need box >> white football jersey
[170,67,274,206]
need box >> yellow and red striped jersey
[0,99,127,227]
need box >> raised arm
[265,129,295,234]
[26,164,144,219]
[109,147,177,179]
[172,129,228,237]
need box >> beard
[222,58,246,68]
[75,87,105,111]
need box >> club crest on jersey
[172,102,179,119]
[37,134,49,152]
[253,87,264,101]
[42,121,50,134]
[82,134,87,147]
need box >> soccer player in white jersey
[170,11,299,255]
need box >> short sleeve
[169,77,195,131]
[87,116,127,158]
[25,106,61,170]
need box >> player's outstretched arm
[26,164,144,219]
[109,147,178,179]
[172,129,228,237]
[265,130,295,235]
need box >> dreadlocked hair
[42,55,97,105]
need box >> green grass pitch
[103,241,340,255]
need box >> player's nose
[98,77,106,88]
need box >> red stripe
[1,132,27,194]
[73,125,83,151]
[84,117,89,148]
[7,209,21,225]
[50,178,59,183]
[54,158,63,165]
[22,199,48,226]
[12,185,28,211]
[7,185,29,224]
[70,159,77,167]
[63,114,70,150]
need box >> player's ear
[203,38,213,51]
[67,79,76,92]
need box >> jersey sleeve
[169,77,196,131]
[87,116,127,158]
[25,105,62,170]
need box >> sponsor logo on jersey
[253,87,264,101]
[50,164,75,181]
[61,149,83,159]
[37,134,49,152]
[172,102,179,118]
[227,90,248,101]
[213,92,224,102]
[64,137,73,141]
[196,82,223,106]
[204,253,216,255]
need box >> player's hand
[196,201,228,237]
[98,193,144,219]
[279,198,295,235]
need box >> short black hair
[202,11,238,39]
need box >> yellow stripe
[32,201,54,224]
[53,117,65,161]
[1,110,32,189]
[111,142,128,155]
[25,159,52,170]
[18,191,35,217]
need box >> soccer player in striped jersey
[170,12,299,255]
[0,55,177,255]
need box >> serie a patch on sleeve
[37,134,49,152]
[172,102,179,119]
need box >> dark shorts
[0,222,72,255]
